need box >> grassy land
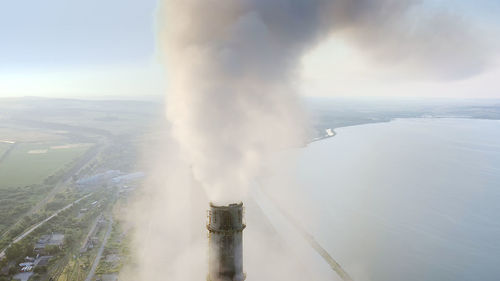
[93,193,132,280]
[0,141,94,242]
[0,185,52,236]
[95,223,128,276]
[0,142,93,189]
[0,187,81,250]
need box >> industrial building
[34,233,65,253]
[207,202,246,281]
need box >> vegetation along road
[0,193,93,260]
[84,217,113,281]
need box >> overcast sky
[0,0,499,99]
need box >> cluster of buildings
[13,232,65,274]
[34,233,65,253]
[19,258,34,272]
[76,170,144,189]
[17,255,52,273]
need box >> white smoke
[159,0,491,203]
[122,1,493,280]
[158,0,312,204]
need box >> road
[12,272,33,281]
[84,217,113,281]
[80,214,103,253]
[275,205,353,281]
[29,143,103,214]
[254,185,354,281]
[0,193,92,260]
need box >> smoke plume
[159,0,490,202]
[122,1,493,280]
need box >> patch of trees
[45,201,66,211]
[44,245,60,255]
[5,241,34,263]
[0,184,53,235]
[34,265,47,273]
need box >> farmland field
[0,98,153,280]
[0,142,94,189]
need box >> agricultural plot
[0,126,65,143]
[0,142,94,189]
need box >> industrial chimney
[207,202,246,281]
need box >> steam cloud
[158,0,313,204]
[159,0,490,202]
[122,1,492,280]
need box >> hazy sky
[0,0,163,99]
[1,0,499,99]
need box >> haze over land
[1,0,500,281]
[1,97,499,281]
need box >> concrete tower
[207,202,246,281]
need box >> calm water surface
[296,118,500,281]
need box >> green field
[0,142,93,189]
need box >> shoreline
[309,116,500,145]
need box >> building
[76,170,122,188]
[111,171,145,184]
[34,233,65,253]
